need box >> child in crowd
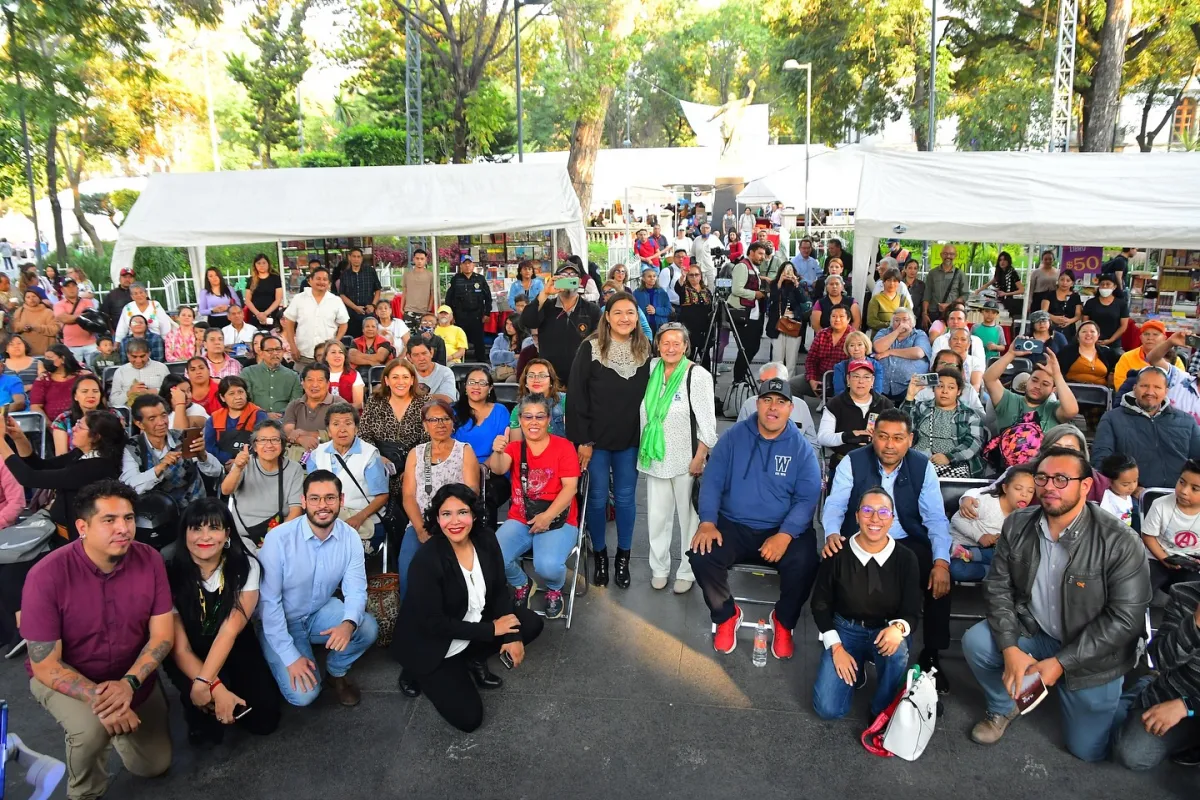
[948,465,1037,581]
[434,305,468,364]
[1099,453,1140,530]
[88,335,121,372]
[972,301,1007,362]
[1140,458,1200,592]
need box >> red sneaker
[770,610,794,660]
[713,605,743,654]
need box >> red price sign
[1061,246,1103,276]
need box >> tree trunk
[1136,77,1160,152]
[566,83,616,222]
[1082,0,1133,152]
[71,187,104,257]
[911,60,930,152]
[44,123,68,266]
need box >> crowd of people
[2,234,1199,799]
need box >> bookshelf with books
[279,237,375,272]
[455,231,554,305]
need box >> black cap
[757,377,791,402]
[554,263,580,276]
[981,299,998,310]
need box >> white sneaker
[673,578,694,594]
[651,576,668,590]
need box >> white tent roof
[736,146,864,209]
[850,150,1200,305]
[110,162,586,284]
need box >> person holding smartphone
[165,499,281,745]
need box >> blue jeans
[1111,675,1200,770]
[496,519,578,591]
[949,546,994,582]
[399,524,422,602]
[584,446,638,552]
[255,597,379,707]
[812,615,911,720]
[962,621,1123,762]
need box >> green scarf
[639,357,690,468]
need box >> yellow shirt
[435,324,469,362]
[1112,346,1186,390]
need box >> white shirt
[283,289,350,358]
[1100,490,1135,528]
[446,549,486,658]
[931,331,987,370]
[740,394,817,448]
[223,322,259,346]
[381,318,410,344]
[817,535,910,649]
[1142,492,1200,557]
[740,213,756,234]
[168,403,208,429]
[109,360,171,407]
[691,235,721,285]
[657,264,683,305]
[115,300,174,340]
[200,558,261,594]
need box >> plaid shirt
[901,397,987,476]
[120,332,165,363]
[806,326,852,383]
[338,265,381,309]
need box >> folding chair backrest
[102,365,119,396]
[1141,487,1174,520]
[113,405,134,435]
[451,362,490,385]
[167,361,188,376]
[822,370,834,406]
[493,382,519,410]
[940,478,992,520]
[10,411,46,458]
[1066,382,1111,411]
[367,365,385,389]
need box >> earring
[223,540,230,549]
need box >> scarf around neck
[638,358,690,468]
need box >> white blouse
[446,548,486,659]
[637,360,719,479]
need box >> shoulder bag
[333,450,393,522]
[232,459,287,547]
[0,510,56,564]
[133,437,180,551]
[861,665,939,761]
[687,365,704,512]
[521,440,569,531]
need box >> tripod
[699,294,758,417]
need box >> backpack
[983,410,1044,471]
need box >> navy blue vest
[840,446,931,543]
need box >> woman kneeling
[392,484,543,732]
[810,487,921,720]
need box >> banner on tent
[1061,246,1103,276]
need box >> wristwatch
[1185,696,1196,718]
[123,674,141,692]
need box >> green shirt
[924,267,966,311]
[241,363,303,414]
[973,322,1005,362]
[994,389,1061,432]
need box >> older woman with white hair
[114,282,174,340]
[637,323,718,593]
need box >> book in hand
[1016,672,1049,715]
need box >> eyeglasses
[1033,473,1085,488]
[465,379,490,387]
[262,347,282,353]
[525,372,551,381]
[255,437,282,446]
[424,416,453,425]
[859,505,894,519]
[519,413,549,422]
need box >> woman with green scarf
[638,323,718,594]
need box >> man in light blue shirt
[872,307,931,401]
[790,236,823,289]
[256,469,378,707]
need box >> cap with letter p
[757,377,792,402]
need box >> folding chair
[493,381,519,410]
[102,365,119,398]
[1067,383,1111,413]
[166,361,188,376]
[451,362,490,385]
[1000,357,1033,388]
[940,478,993,623]
[522,469,590,629]
[10,411,47,459]
[822,370,834,407]
[1140,487,1174,668]
[113,405,134,436]
[367,365,385,390]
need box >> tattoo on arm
[132,639,173,683]
[27,640,56,663]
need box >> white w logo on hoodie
[774,455,792,476]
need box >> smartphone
[916,373,940,386]
[181,426,203,457]
[553,277,580,291]
[1165,554,1200,572]
[1013,337,1046,355]
[499,651,515,670]
[234,704,253,720]
[1185,335,1200,349]
[866,412,878,433]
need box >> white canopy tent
[736,145,865,210]
[110,163,588,292]
[851,150,1200,307]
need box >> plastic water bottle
[752,620,769,667]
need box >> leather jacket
[984,502,1151,691]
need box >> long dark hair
[68,374,108,422]
[453,367,496,430]
[169,498,259,632]
[84,410,127,462]
[46,344,81,377]
[422,483,486,540]
[205,267,234,301]
[249,253,276,293]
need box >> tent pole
[431,234,439,308]
[276,240,287,303]
[551,229,558,272]
[1016,242,1035,337]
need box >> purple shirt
[21,539,172,706]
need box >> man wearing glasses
[241,334,302,417]
[962,447,1151,761]
[822,408,953,693]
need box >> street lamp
[783,59,812,236]
[4,0,43,267]
[514,0,548,162]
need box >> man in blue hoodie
[689,377,822,658]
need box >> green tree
[226,0,315,167]
[338,124,407,165]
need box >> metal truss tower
[1048,0,1079,152]
[404,0,423,165]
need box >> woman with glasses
[487,394,581,619]
[901,367,987,478]
[568,292,652,588]
[607,264,629,293]
[50,373,115,456]
[508,358,566,440]
[453,367,512,527]
[676,265,714,362]
[811,487,921,721]
[637,324,717,594]
[221,419,304,549]
[399,399,480,600]
[165,498,281,744]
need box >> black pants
[896,535,951,653]
[732,314,764,383]
[1150,560,1197,593]
[411,605,544,732]
[164,628,281,739]
[687,516,820,629]
[346,310,366,338]
[483,473,512,530]
[459,314,487,363]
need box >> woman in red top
[30,344,85,421]
[187,357,222,415]
[486,394,580,620]
[321,340,365,409]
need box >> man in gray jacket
[962,446,1151,762]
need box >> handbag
[366,572,400,647]
[0,510,56,564]
[861,666,939,761]
[232,460,287,548]
[776,316,802,337]
[132,438,181,550]
[934,462,973,479]
[521,440,568,531]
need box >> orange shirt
[1065,352,1108,385]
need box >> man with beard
[963,447,1151,762]
[255,470,379,707]
[822,409,953,692]
[689,378,822,658]
[22,480,174,799]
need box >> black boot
[593,548,609,587]
[614,548,632,589]
[920,649,949,695]
[398,670,421,698]
[467,658,503,689]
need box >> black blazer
[5,451,120,531]
[390,526,517,676]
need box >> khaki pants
[31,678,172,800]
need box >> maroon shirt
[21,539,172,707]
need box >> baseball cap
[436,304,452,315]
[554,263,580,276]
[1012,372,1032,394]
[62,277,77,286]
[1030,310,1051,325]
[846,359,876,375]
[757,377,792,402]
[1140,319,1166,335]
[981,300,999,311]
[119,268,135,277]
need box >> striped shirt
[1140,581,1200,707]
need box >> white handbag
[880,666,939,761]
